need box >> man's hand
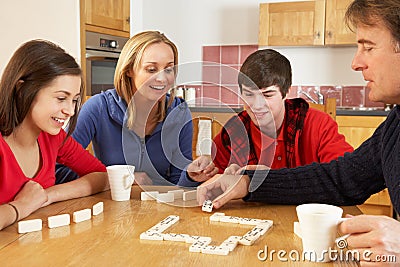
[339,214,400,266]
[187,155,219,182]
[197,174,250,209]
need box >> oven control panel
[100,38,118,49]
[86,31,129,53]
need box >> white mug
[106,165,135,201]
[296,203,347,262]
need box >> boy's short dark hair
[238,49,292,98]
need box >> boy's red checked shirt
[212,98,354,172]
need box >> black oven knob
[109,40,118,49]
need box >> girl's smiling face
[27,75,81,136]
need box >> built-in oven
[85,31,129,96]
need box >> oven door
[86,50,121,96]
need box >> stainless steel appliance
[85,31,129,96]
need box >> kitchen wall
[131,0,365,86]
[0,0,80,75]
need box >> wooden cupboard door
[336,115,393,217]
[259,0,325,46]
[84,0,130,33]
[325,0,356,45]
[358,189,393,217]
[336,116,386,148]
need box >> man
[198,0,400,265]
[211,49,353,174]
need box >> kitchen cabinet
[82,0,130,37]
[259,0,355,46]
[336,115,385,149]
[336,115,393,217]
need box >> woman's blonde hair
[114,31,178,129]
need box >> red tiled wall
[197,44,384,109]
[201,45,258,106]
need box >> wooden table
[0,186,361,266]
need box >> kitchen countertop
[189,105,243,113]
[189,105,390,116]
[336,108,390,116]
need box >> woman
[0,40,109,230]
[56,31,216,186]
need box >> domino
[18,219,42,234]
[201,245,230,255]
[201,200,213,213]
[147,215,180,233]
[189,238,212,252]
[213,246,230,256]
[239,218,263,225]
[156,192,174,203]
[167,189,184,199]
[163,233,189,242]
[186,236,212,244]
[227,236,242,243]
[147,225,165,233]
[259,219,274,225]
[185,235,205,243]
[141,191,159,201]
[244,228,263,239]
[238,218,272,225]
[73,209,92,223]
[159,215,179,226]
[219,236,241,251]
[219,216,240,224]
[47,214,70,229]
[140,231,164,240]
[255,222,273,235]
[147,225,169,233]
[238,234,259,246]
[182,190,197,201]
[92,202,104,216]
[219,241,237,252]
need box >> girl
[0,40,108,230]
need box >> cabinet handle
[126,17,130,24]
[326,31,333,38]
[314,31,321,39]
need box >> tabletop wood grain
[0,186,361,267]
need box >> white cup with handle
[296,203,348,262]
[106,165,135,201]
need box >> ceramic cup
[106,165,135,201]
[296,203,347,262]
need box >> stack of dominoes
[140,189,197,203]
